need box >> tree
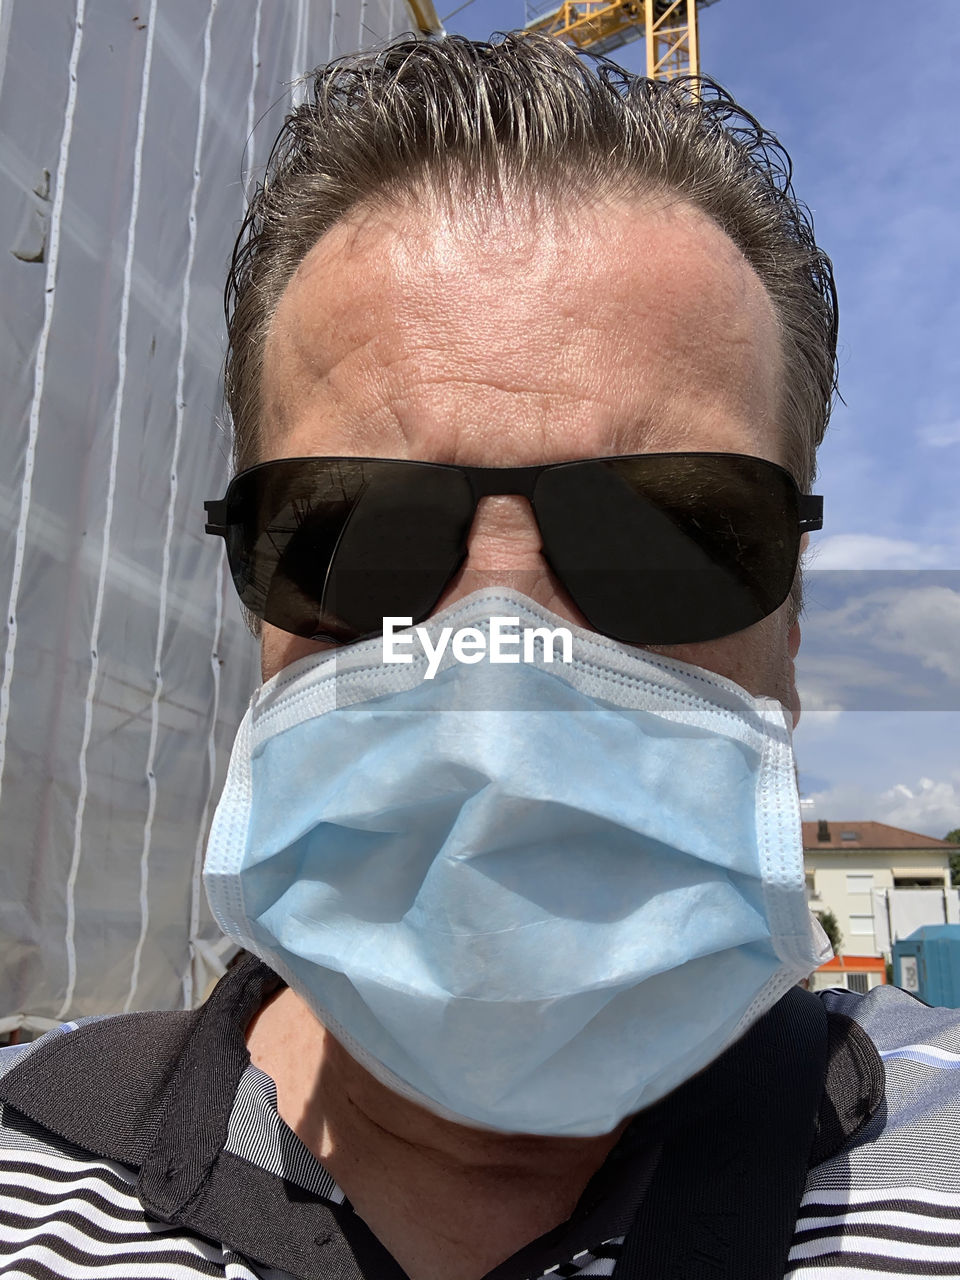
[815,908,843,956]
[946,829,960,888]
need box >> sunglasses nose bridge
[462,465,542,502]
[430,470,584,622]
[461,465,544,551]
[439,465,561,600]
[460,465,549,564]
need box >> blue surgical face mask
[204,589,830,1137]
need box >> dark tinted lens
[223,459,473,640]
[534,455,801,644]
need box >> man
[2,31,958,1280]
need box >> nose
[431,493,592,628]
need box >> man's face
[258,192,801,721]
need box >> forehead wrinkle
[260,191,785,471]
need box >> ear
[788,619,802,661]
[787,532,810,728]
[787,620,802,728]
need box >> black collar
[0,954,883,1280]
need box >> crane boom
[405,0,446,37]
[523,0,721,76]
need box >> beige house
[803,821,957,992]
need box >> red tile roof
[802,820,956,850]
[816,955,887,972]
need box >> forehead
[260,193,784,468]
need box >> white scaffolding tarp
[0,0,409,1032]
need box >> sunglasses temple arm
[797,495,823,533]
[204,499,228,536]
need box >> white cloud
[795,649,928,716]
[879,586,960,681]
[799,706,844,727]
[796,582,960,708]
[803,773,960,840]
[807,535,960,570]
[919,420,960,448]
[881,777,960,836]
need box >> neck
[246,986,633,1280]
[246,985,628,1185]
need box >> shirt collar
[0,955,883,1280]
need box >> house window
[846,873,874,894]
[849,914,875,936]
[893,877,944,888]
[847,973,870,994]
[841,831,858,842]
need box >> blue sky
[438,0,960,837]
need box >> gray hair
[224,31,838,491]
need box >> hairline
[254,178,793,479]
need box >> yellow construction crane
[524,0,721,79]
[405,0,447,37]
[402,0,720,83]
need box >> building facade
[803,820,957,993]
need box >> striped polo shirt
[1,955,958,1279]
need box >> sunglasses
[204,453,822,647]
